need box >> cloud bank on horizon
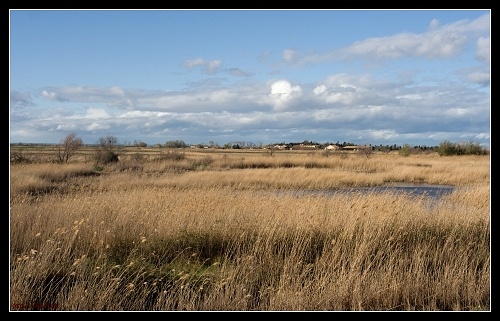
[9,10,490,148]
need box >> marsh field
[9,146,490,311]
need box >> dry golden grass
[9,148,490,311]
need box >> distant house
[342,145,372,151]
[290,144,318,150]
[324,144,340,151]
[341,145,359,151]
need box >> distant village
[156,139,438,153]
[221,141,438,153]
[12,139,440,153]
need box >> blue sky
[9,9,490,148]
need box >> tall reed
[10,151,490,311]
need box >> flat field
[9,146,490,311]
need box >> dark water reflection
[337,184,455,199]
[282,184,456,200]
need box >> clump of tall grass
[10,163,98,197]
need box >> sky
[9,9,490,148]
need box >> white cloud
[109,86,125,96]
[10,90,34,107]
[184,58,223,75]
[226,68,252,77]
[269,80,302,111]
[476,36,490,62]
[83,107,111,119]
[475,133,490,140]
[86,122,110,131]
[41,90,66,102]
[205,60,223,74]
[55,124,76,130]
[283,49,300,63]
[287,14,490,64]
[429,18,440,30]
[185,58,205,68]
[207,89,237,103]
[443,107,468,117]
[466,71,490,86]
[345,30,467,60]
[396,94,422,100]
[369,129,399,140]
[312,74,365,105]
[313,85,327,95]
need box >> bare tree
[58,133,83,163]
[99,135,118,150]
[357,145,373,158]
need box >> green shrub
[398,144,412,157]
[437,140,489,156]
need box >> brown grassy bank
[9,149,490,311]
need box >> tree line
[12,133,489,165]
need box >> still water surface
[279,184,456,200]
[335,184,455,199]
